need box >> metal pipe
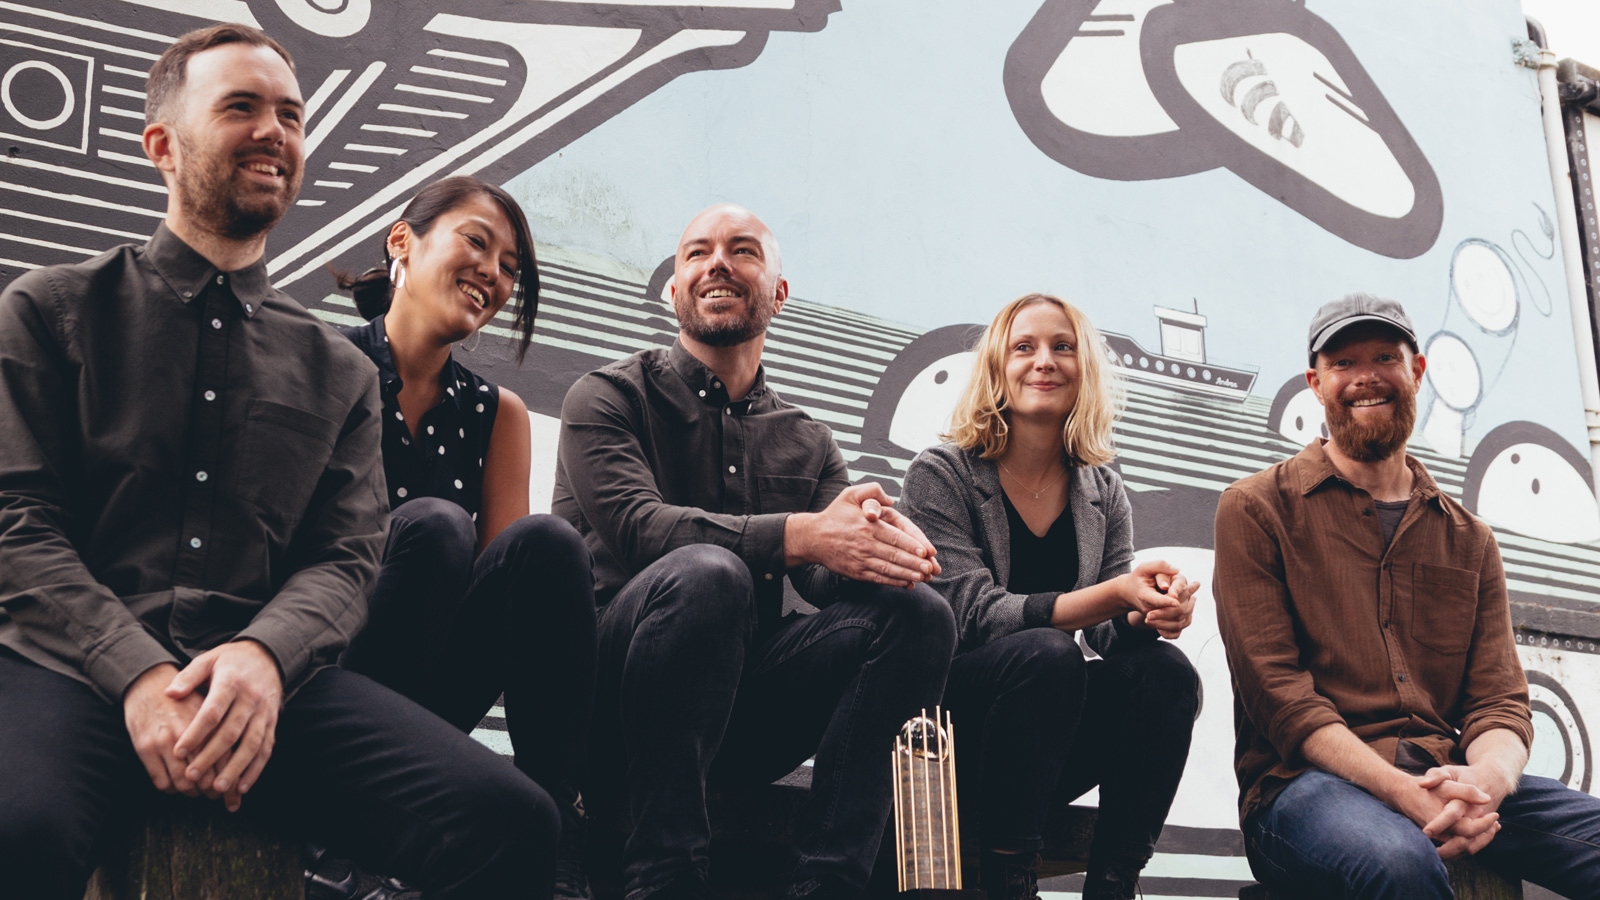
[1536,47,1600,497]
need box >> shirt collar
[359,314,472,409]
[1294,438,1444,507]
[667,339,768,406]
[145,223,272,318]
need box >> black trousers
[342,497,598,835]
[943,628,1200,863]
[0,648,559,900]
[588,544,957,900]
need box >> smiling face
[670,204,787,348]
[1308,322,1425,463]
[389,192,519,342]
[1002,301,1081,424]
[160,42,304,240]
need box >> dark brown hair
[145,23,295,127]
[337,176,542,361]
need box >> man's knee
[876,583,957,657]
[0,789,96,898]
[640,544,757,625]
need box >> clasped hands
[1121,560,1200,639]
[785,483,941,588]
[1401,764,1511,858]
[121,639,283,812]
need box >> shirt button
[245,304,252,314]
[725,407,732,415]
[698,390,707,398]
[764,573,774,581]
[728,465,737,474]
[182,290,193,299]
[211,318,223,330]
[203,390,216,401]
[713,380,722,389]
[189,537,202,549]
[1398,674,1409,682]
[397,487,408,498]
[1362,508,1373,516]
[195,470,208,482]
[216,275,225,285]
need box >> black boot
[979,850,1040,900]
[1081,856,1147,900]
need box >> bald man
[554,205,956,900]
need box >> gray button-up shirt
[0,225,387,701]
[553,341,848,628]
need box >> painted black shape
[1265,372,1308,436]
[644,254,676,308]
[1138,0,1443,259]
[859,323,984,457]
[1004,0,1222,181]
[1526,670,1591,792]
[1126,483,1216,551]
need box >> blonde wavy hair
[944,293,1120,465]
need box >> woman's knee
[390,497,477,565]
[1120,640,1201,721]
[1004,627,1087,689]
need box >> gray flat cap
[1307,293,1417,365]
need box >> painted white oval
[1276,387,1326,445]
[1452,243,1517,334]
[1475,442,1600,543]
[275,0,371,38]
[888,351,974,455]
[1424,333,1481,411]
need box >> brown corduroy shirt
[1213,439,1532,825]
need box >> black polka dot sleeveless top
[342,315,500,522]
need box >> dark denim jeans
[589,544,957,900]
[943,628,1200,862]
[342,497,597,834]
[0,650,557,900]
[1246,768,1600,899]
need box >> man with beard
[554,204,956,900]
[1213,294,1600,899]
[0,25,557,899]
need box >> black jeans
[590,544,957,900]
[342,497,597,834]
[943,628,1200,862]
[0,649,558,900]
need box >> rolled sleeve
[1456,532,1534,751]
[1213,487,1345,764]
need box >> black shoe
[1081,856,1147,900]
[554,848,594,900]
[979,850,1040,900]
[305,844,359,900]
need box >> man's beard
[174,129,298,240]
[677,279,775,347]
[1324,381,1417,462]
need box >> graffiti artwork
[3,1,1598,897]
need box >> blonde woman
[900,294,1201,900]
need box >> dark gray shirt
[0,225,388,702]
[553,341,848,627]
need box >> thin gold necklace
[998,460,1066,500]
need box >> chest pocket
[238,399,339,530]
[756,475,818,514]
[1409,562,1479,655]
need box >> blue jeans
[342,497,597,835]
[943,629,1199,861]
[589,545,957,899]
[1246,768,1600,899]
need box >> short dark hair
[338,176,543,361]
[145,23,295,127]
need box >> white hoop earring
[389,258,406,291]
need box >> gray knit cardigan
[900,441,1153,655]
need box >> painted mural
[3,1,1598,896]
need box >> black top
[0,224,387,701]
[341,315,500,522]
[1001,493,1080,596]
[1376,498,1409,550]
[553,340,849,625]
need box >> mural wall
[3,1,1598,895]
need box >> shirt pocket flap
[1410,562,1479,655]
[238,399,339,529]
[755,475,818,512]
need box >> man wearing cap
[1213,293,1600,899]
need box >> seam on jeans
[1250,824,1320,887]
[793,621,881,874]
[750,616,880,676]
[1498,818,1600,850]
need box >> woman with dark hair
[900,294,1202,900]
[335,176,596,899]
